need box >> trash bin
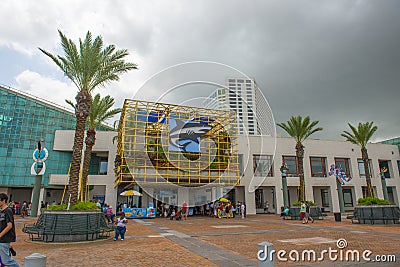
[24,253,46,267]
[334,212,341,222]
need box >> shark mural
[169,119,212,153]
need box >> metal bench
[348,206,400,224]
[23,211,115,242]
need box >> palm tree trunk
[67,90,91,206]
[296,142,305,201]
[81,129,96,201]
[362,147,374,198]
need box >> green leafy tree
[341,122,377,198]
[277,116,323,201]
[66,94,121,200]
[40,30,137,205]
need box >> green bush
[357,197,392,206]
[292,200,316,206]
[47,204,68,210]
[70,201,100,210]
[46,201,100,211]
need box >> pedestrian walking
[0,193,20,267]
[300,200,307,224]
[305,202,314,223]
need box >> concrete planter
[27,210,112,242]
[354,205,399,224]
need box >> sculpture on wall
[328,164,351,186]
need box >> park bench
[99,215,115,238]
[23,211,115,242]
[22,214,47,241]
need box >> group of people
[300,200,314,223]
[280,201,315,223]
[159,201,189,221]
[7,201,31,218]
[94,200,128,241]
[158,200,247,220]
[96,200,116,223]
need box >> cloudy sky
[0,0,399,141]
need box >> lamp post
[30,140,48,217]
[280,162,289,208]
[380,168,389,201]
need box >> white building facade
[235,135,400,214]
[50,131,400,215]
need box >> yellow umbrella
[218,197,229,203]
[120,190,143,197]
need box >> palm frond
[341,122,377,148]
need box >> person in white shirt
[114,212,128,241]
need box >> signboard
[123,207,156,219]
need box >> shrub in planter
[292,200,316,206]
[357,197,393,206]
[46,201,100,211]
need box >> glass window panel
[378,160,391,178]
[358,159,372,178]
[253,155,273,176]
[334,158,351,177]
[310,157,327,177]
[282,156,298,176]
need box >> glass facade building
[381,137,400,152]
[0,84,108,190]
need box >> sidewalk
[12,214,400,266]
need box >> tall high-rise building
[204,78,274,135]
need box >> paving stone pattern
[11,214,400,266]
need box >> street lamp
[30,139,48,217]
[280,162,289,208]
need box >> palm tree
[40,30,137,205]
[277,116,323,201]
[341,122,377,198]
[66,94,121,201]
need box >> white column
[331,186,340,213]
[105,186,117,210]
[245,186,256,215]
[178,187,189,207]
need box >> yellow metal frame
[114,99,239,187]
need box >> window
[253,155,273,177]
[334,158,351,178]
[321,189,330,207]
[238,154,244,176]
[282,156,298,176]
[378,160,391,178]
[255,188,264,209]
[358,159,372,178]
[310,157,327,177]
[99,158,108,175]
[398,161,400,176]
[342,189,353,207]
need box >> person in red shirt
[181,201,188,220]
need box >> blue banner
[123,207,156,219]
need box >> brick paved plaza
[12,214,400,266]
